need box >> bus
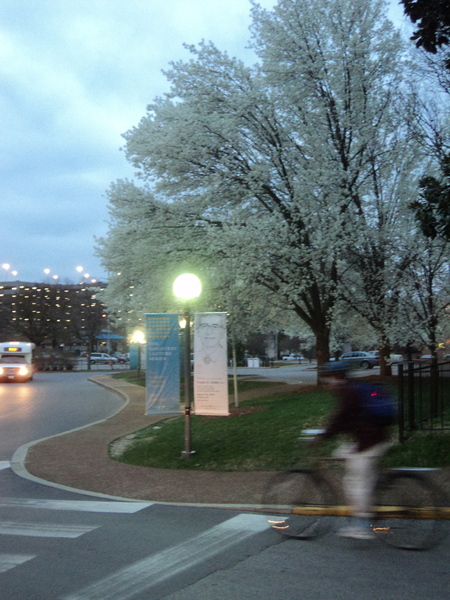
[0,341,35,382]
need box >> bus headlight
[18,366,29,376]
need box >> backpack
[351,382,397,426]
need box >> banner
[128,343,139,370]
[193,312,229,416]
[145,313,181,415]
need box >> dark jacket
[322,382,388,452]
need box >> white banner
[193,312,229,416]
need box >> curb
[10,376,143,502]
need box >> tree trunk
[379,343,392,377]
[313,325,331,382]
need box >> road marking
[0,461,10,470]
[0,553,36,573]
[0,499,153,513]
[62,514,270,600]
[0,521,98,538]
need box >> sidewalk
[17,375,305,506]
[16,375,450,508]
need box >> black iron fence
[398,360,450,442]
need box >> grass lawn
[110,371,450,471]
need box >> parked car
[89,353,118,365]
[339,351,379,369]
[282,354,305,361]
[368,351,403,364]
[111,352,128,363]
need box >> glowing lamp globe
[131,330,145,344]
[173,274,202,301]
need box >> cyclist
[318,361,391,540]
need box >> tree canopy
[97,0,449,362]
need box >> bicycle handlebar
[299,429,326,442]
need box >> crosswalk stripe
[0,553,36,573]
[62,514,270,600]
[0,521,98,538]
[0,499,153,513]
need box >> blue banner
[129,343,139,369]
[145,313,181,415]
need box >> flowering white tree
[99,0,419,365]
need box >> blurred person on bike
[318,361,392,540]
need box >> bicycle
[262,430,448,550]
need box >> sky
[0,0,410,284]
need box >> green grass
[111,389,335,471]
[112,370,146,387]
[110,371,450,471]
[382,431,450,469]
[112,370,284,396]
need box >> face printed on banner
[198,314,225,350]
[195,313,226,366]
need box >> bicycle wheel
[262,469,335,539]
[373,470,446,550]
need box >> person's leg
[338,443,390,539]
[344,442,391,517]
[344,452,377,518]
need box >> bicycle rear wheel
[373,470,446,550]
[262,469,335,539]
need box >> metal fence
[398,360,450,442]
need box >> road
[0,371,448,599]
[229,362,386,385]
[230,362,320,384]
[0,371,125,461]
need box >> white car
[282,354,304,361]
[89,353,118,364]
[368,351,402,364]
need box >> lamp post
[173,273,202,458]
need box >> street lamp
[173,273,202,458]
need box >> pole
[137,343,141,379]
[181,306,194,458]
[231,334,239,408]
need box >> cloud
[0,0,404,283]
[1,0,276,281]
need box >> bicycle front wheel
[262,469,335,539]
[373,470,446,551]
